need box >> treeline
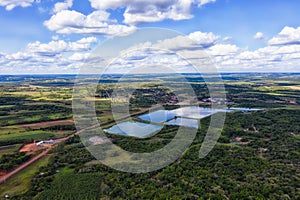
[0,152,32,171]
[41,125,76,132]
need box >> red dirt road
[19,119,74,129]
[0,148,50,184]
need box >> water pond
[165,118,199,129]
[104,121,162,138]
[139,110,176,123]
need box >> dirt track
[19,119,74,129]
[0,149,50,184]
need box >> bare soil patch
[19,143,45,154]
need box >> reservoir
[105,106,262,137]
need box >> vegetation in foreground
[0,73,299,199]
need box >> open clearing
[19,143,45,154]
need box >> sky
[1,0,300,74]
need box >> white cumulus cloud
[26,37,98,56]
[44,10,136,35]
[89,0,217,25]
[53,0,73,13]
[254,32,265,40]
[188,31,220,47]
[268,26,300,45]
[0,37,100,74]
[208,44,240,56]
[44,0,217,36]
[0,0,35,10]
[197,0,216,7]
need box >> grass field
[0,113,72,127]
[0,126,27,136]
[0,130,55,145]
[0,156,50,198]
[1,87,72,101]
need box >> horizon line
[1,72,300,75]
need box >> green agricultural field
[0,126,27,137]
[0,130,55,146]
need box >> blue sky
[0,0,300,73]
